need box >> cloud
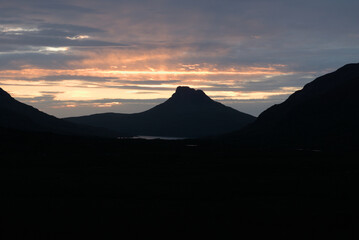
[35,2,99,14]
[38,23,104,34]
[1,0,359,117]
[40,91,64,94]
[0,52,82,70]
[0,32,126,47]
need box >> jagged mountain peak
[168,86,212,104]
[174,86,203,95]
[66,86,255,138]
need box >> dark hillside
[232,63,359,149]
[0,87,116,137]
[65,86,255,138]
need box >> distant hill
[0,87,116,138]
[65,86,255,138]
[234,63,359,149]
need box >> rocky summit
[65,86,256,138]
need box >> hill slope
[236,63,359,148]
[65,86,255,138]
[0,87,116,137]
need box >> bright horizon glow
[0,66,295,78]
[0,65,304,115]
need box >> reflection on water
[119,136,186,140]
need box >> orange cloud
[0,55,298,112]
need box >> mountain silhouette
[65,86,255,138]
[235,63,359,148]
[0,87,116,137]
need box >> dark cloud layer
[1,0,358,71]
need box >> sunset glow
[1,0,358,117]
[0,65,299,102]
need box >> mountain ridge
[232,63,359,149]
[0,87,117,138]
[65,86,256,138]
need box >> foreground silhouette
[65,86,255,138]
[0,130,358,239]
[0,87,117,137]
[232,63,359,149]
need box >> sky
[0,0,358,117]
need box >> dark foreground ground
[1,130,359,239]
